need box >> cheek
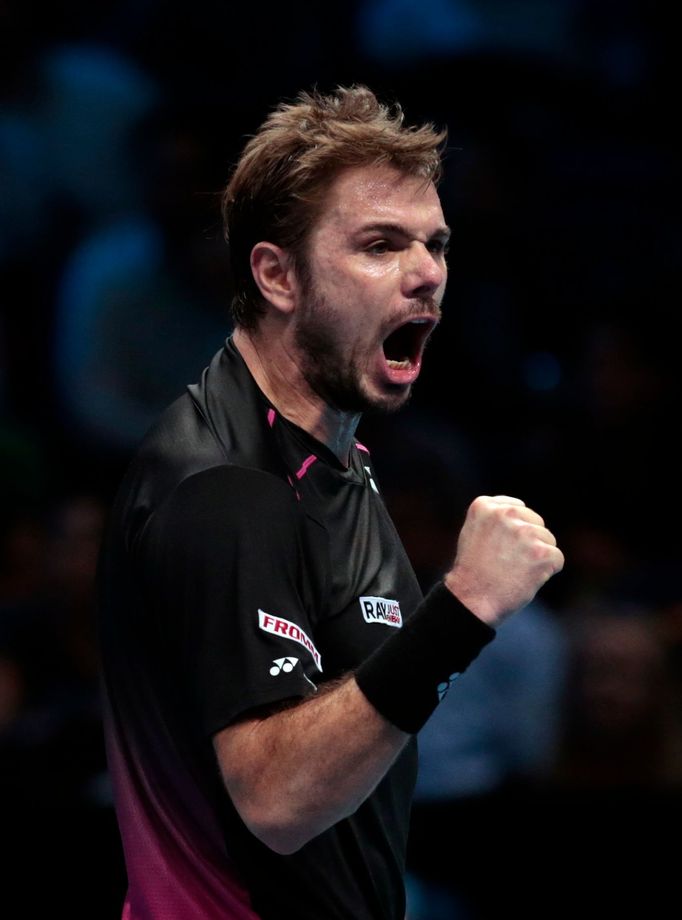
[361,259,397,281]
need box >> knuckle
[531,541,550,561]
[469,495,489,517]
[515,521,535,542]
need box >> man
[98,85,564,919]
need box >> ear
[250,242,298,316]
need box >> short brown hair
[221,85,447,329]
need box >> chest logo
[258,610,323,671]
[359,596,403,628]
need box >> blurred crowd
[1,1,680,917]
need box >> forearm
[213,674,408,854]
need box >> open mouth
[382,318,436,369]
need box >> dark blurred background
[1,1,680,917]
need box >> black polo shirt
[98,337,424,919]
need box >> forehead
[313,164,445,237]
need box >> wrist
[354,581,495,735]
[443,569,499,628]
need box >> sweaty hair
[221,85,447,329]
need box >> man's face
[293,164,449,414]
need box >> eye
[365,240,390,255]
[427,238,450,256]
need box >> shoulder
[136,464,329,602]
[142,465,321,563]
[160,465,300,524]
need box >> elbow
[254,826,311,856]
[216,753,318,853]
[236,797,318,855]
[214,727,341,854]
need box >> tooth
[410,319,428,324]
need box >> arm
[214,675,408,855]
[214,494,564,854]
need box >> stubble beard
[294,286,413,415]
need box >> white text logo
[258,610,323,671]
[359,596,403,628]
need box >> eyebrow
[355,221,451,242]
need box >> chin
[362,385,413,416]
[313,368,412,415]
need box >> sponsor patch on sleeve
[359,596,403,628]
[258,609,323,672]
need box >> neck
[233,326,360,466]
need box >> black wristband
[354,581,495,735]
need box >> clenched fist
[444,495,564,628]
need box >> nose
[401,242,446,299]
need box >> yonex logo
[270,657,298,676]
[359,596,403,628]
[437,672,461,701]
[258,610,323,671]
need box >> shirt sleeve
[136,465,329,736]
